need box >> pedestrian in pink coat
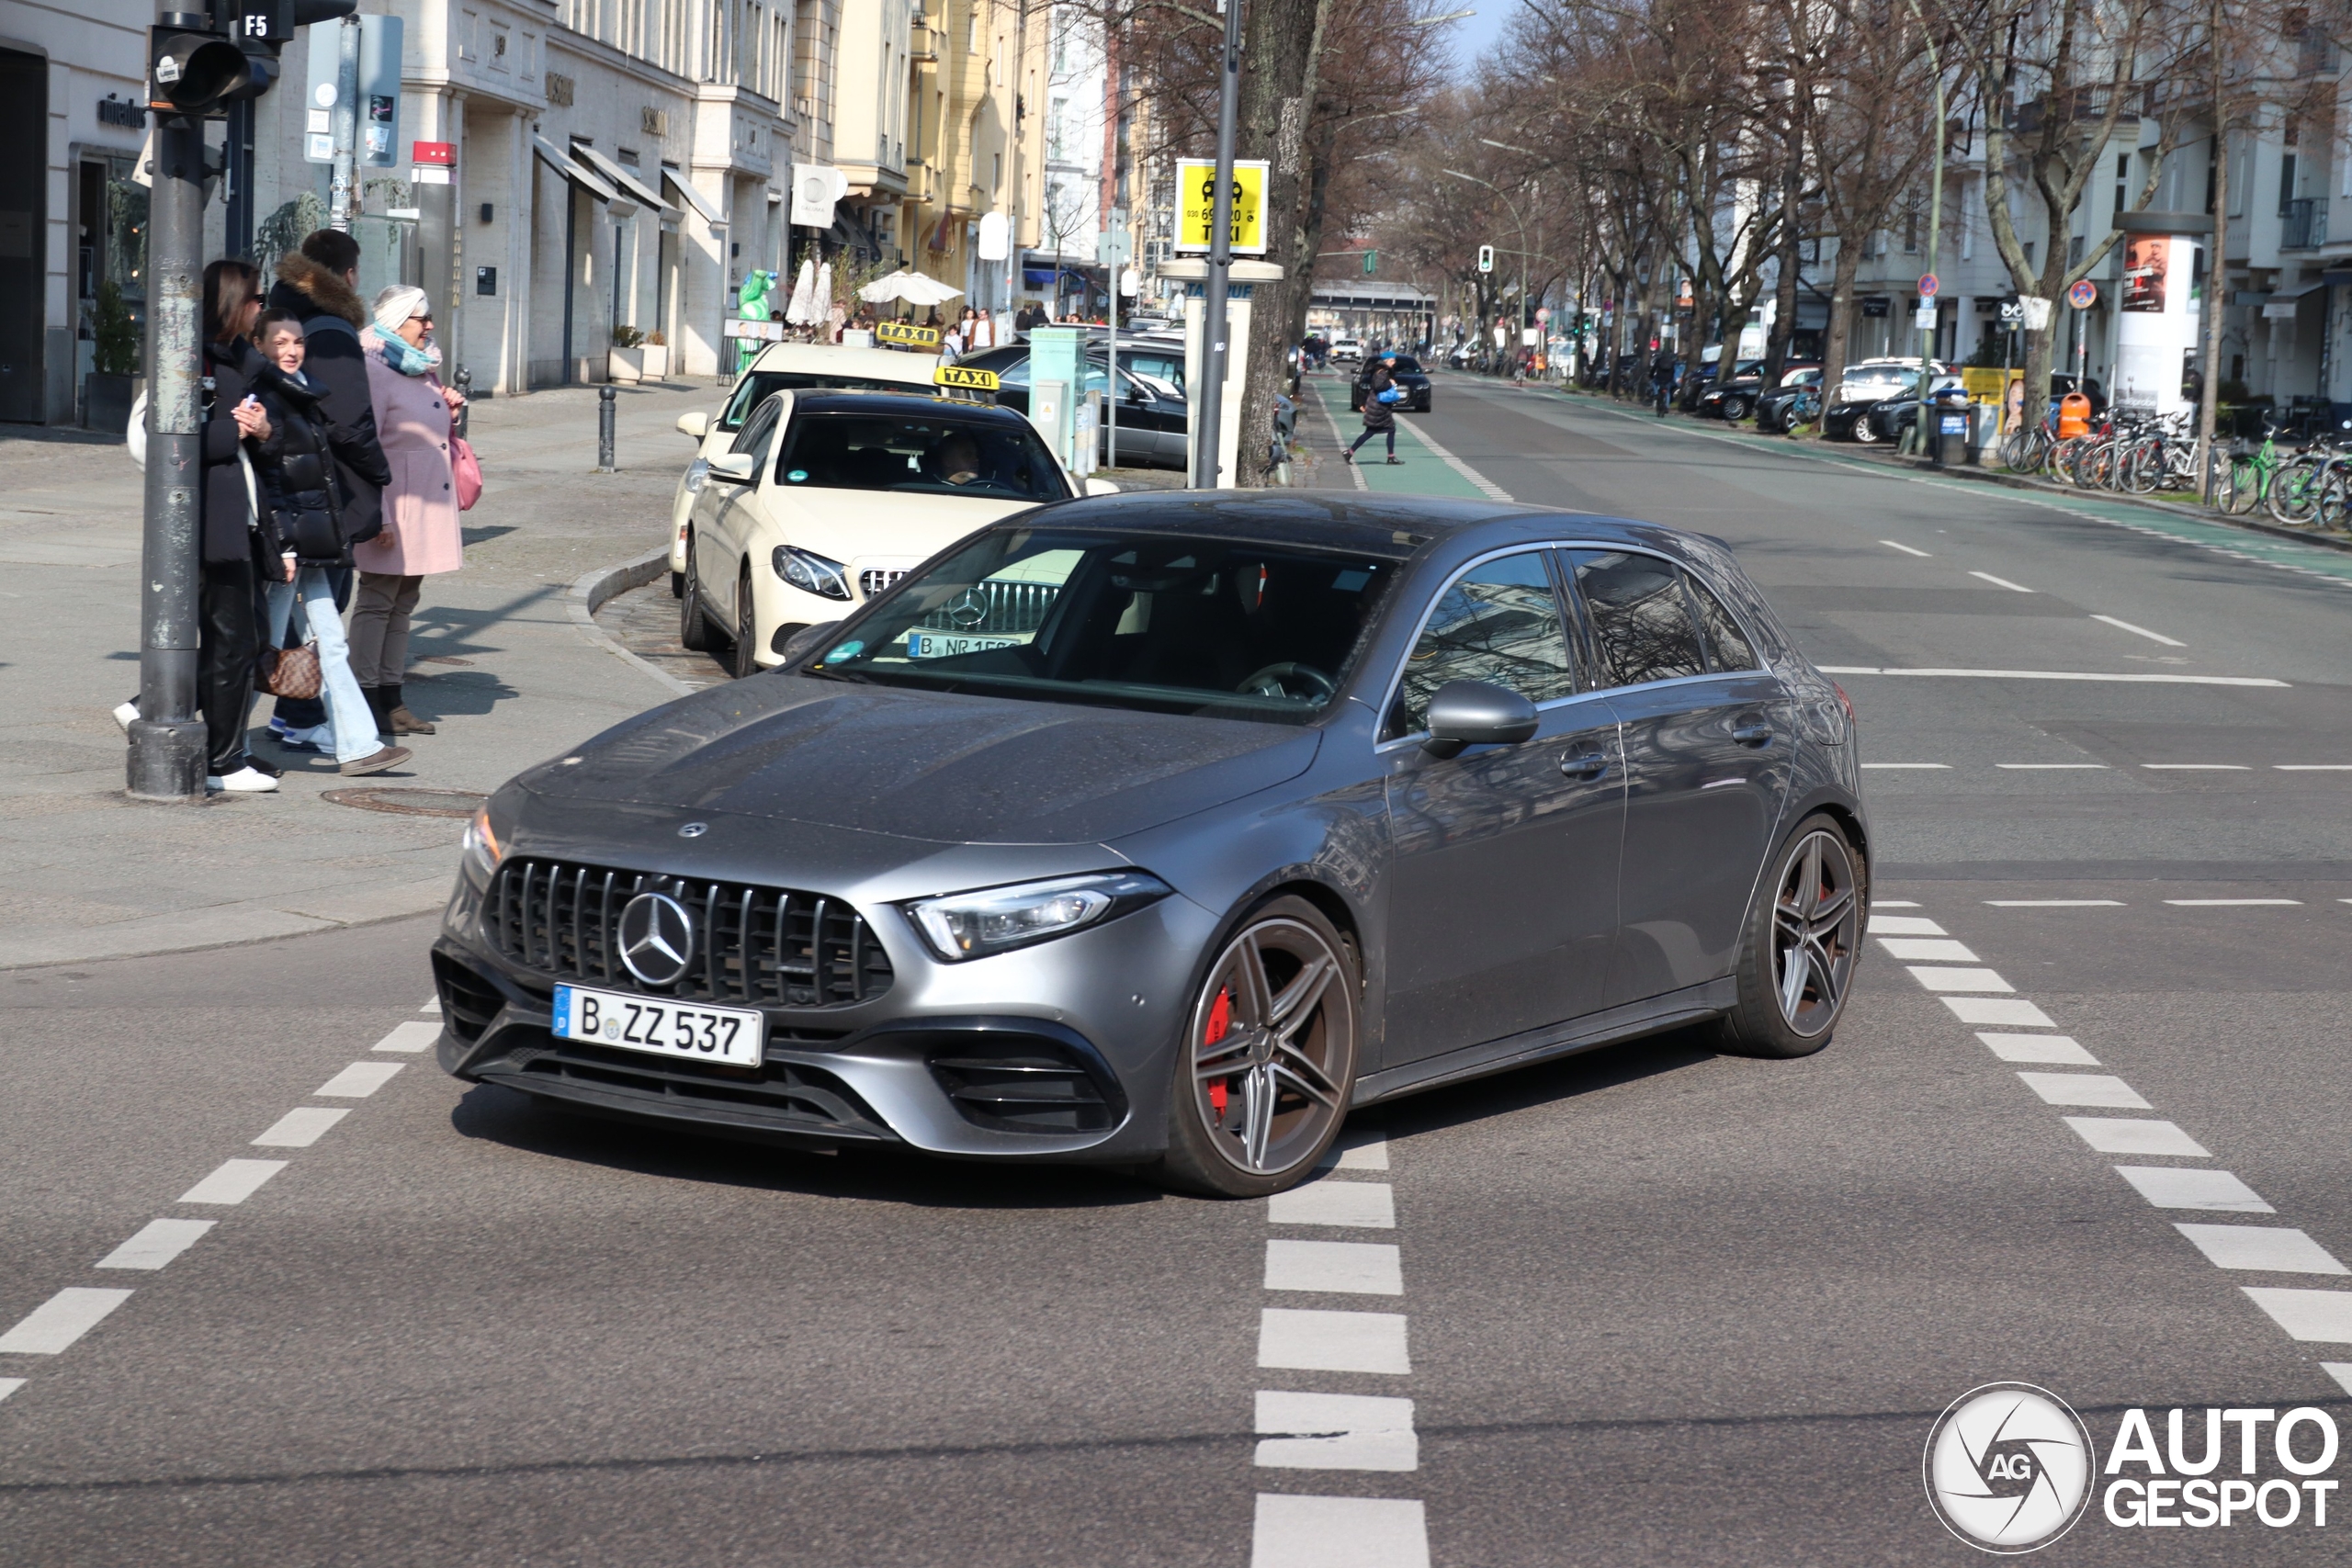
[351,285,468,737]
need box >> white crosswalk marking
[1269,1179,1395,1229]
[95,1219,217,1271]
[177,1158,288,1205]
[252,1108,349,1148]
[1254,1391,1418,1472]
[1258,1309,1410,1374]
[372,1021,441,1053]
[2017,1073,2150,1109]
[1978,1032,2099,1065]
[0,1289,134,1355]
[2063,1118,2210,1156]
[1250,1495,1430,1568]
[2242,1289,2352,1342]
[2176,1225,2348,1275]
[2112,1167,2274,1213]
[1907,966,2013,992]
[1264,1239,1403,1296]
[314,1062,404,1098]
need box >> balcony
[2282,197,2328,250]
[910,23,940,62]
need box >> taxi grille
[489,859,893,1008]
[858,568,907,599]
[911,578,1060,636]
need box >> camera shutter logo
[1924,1382,2096,1553]
[616,893,696,987]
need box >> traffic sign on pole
[2067,279,2099,310]
[1917,273,1939,299]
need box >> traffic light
[151,16,254,114]
[1363,250,1377,276]
[1477,244,1495,274]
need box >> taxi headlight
[775,545,853,601]
[681,457,711,496]
[459,805,503,888]
[905,872,1171,962]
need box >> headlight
[459,805,503,888]
[681,457,711,496]
[905,871,1171,962]
[774,545,852,601]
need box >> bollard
[452,366,473,439]
[596,384,617,472]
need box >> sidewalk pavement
[0,378,732,968]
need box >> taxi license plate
[906,632,1019,660]
[552,984,763,1068]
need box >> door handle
[1560,750,1609,780]
[1730,718,1774,747]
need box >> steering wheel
[1237,662,1337,703]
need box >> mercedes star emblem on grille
[677,821,708,838]
[616,892,696,987]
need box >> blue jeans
[266,566,378,764]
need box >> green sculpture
[736,270,777,372]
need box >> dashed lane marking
[1860,761,1951,769]
[1268,1178,1396,1229]
[1250,1495,1430,1568]
[0,1381,22,1404]
[419,998,441,1015]
[1905,965,2014,993]
[2114,1167,2275,1213]
[1255,1392,1418,1472]
[0,1289,135,1355]
[1996,762,2108,769]
[2092,615,2187,647]
[95,1219,217,1271]
[1874,899,1922,908]
[2144,763,2252,771]
[1875,938,1979,962]
[2279,764,2352,771]
[1979,1032,2100,1065]
[1821,665,2287,687]
[177,1158,288,1205]
[373,1021,441,1053]
[252,1107,349,1148]
[315,1062,405,1098]
[2018,1073,2152,1110]
[2242,1290,2352,1343]
[1880,539,1932,557]
[1258,1308,1412,1375]
[1391,416,1515,502]
[1318,1131,1390,1171]
[1941,996,2057,1027]
[1969,570,2037,592]
[2175,1225,2349,1275]
[2165,898,2304,907]
[1868,915,1948,935]
[2063,1117,2212,1157]
[1264,1240,1404,1296]
[1985,899,2124,906]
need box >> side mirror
[778,620,842,665]
[707,453,757,485]
[676,412,710,439]
[1422,680,1539,759]
[1084,478,1122,496]
[1126,384,1149,402]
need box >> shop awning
[531,135,633,217]
[571,144,681,223]
[662,167,723,224]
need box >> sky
[1432,2,1524,73]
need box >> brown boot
[386,682,435,735]
[339,744,413,776]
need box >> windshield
[720,369,931,432]
[810,528,1397,723]
[775,412,1072,502]
[1379,357,1422,374]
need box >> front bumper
[430,868,1219,1163]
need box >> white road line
[372,1021,440,1053]
[1819,666,2288,687]
[1254,1391,1418,1472]
[1984,899,2124,907]
[1996,763,2108,770]
[2091,615,2187,647]
[2064,1117,2211,1157]
[1315,389,1371,492]
[2018,1072,2151,1110]
[1969,570,2037,592]
[1880,539,1932,557]
[252,1107,349,1148]
[2143,763,2252,771]
[2114,1166,2274,1213]
[1393,416,1514,502]
[420,998,441,1014]
[1860,761,1951,769]
[2278,764,2352,771]
[95,1218,217,1271]
[1942,996,2056,1028]
[1876,937,1979,962]
[314,1062,404,1098]
[1265,1239,1404,1296]
[1269,1179,1396,1230]
[1251,1495,1430,1568]
[0,1288,135,1355]
[2165,897,2301,907]
[2176,1224,2349,1275]
[1318,1131,1389,1171]
[0,1380,22,1404]
[1868,915,1948,935]
[1258,1309,1411,1374]
[1979,1032,2100,1065]
[1906,965,2013,993]
[1874,899,1922,908]
[177,1158,288,1205]
[2324,1364,2352,1398]
[2241,1289,2352,1343]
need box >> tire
[1720,395,1748,423]
[730,563,760,679]
[670,570,684,599]
[1710,813,1865,1059]
[1850,414,1880,445]
[1151,895,1360,1198]
[678,536,721,652]
[2269,458,2326,524]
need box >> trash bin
[1930,388,1971,468]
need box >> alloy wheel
[1188,917,1354,1177]
[1770,829,1860,1037]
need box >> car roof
[745,341,940,382]
[786,389,1034,423]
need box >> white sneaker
[207,767,280,794]
[113,700,140,731]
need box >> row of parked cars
[1699,355,2112,443]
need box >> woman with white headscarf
[353,285,467,738]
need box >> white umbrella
[858,268,963,308]
[783,258,820,325]
[813,261,834,324]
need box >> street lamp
[1443,167,1531,370]
[1410,9,1477,24]
[1900,0,1945,456]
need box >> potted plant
[606,323,650,383]
[85,280,140,434]
[638,329,668,381]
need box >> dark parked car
[1351,355,1432,412]
[1702,364,1819,423]
[1753,369,1825,433]
[432,494,1868,1195]
[958,344,1191,469]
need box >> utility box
[1032,379,1070,468]
[1027,326,1085,468]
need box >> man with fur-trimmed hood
[269,230,390,547]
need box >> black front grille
[488,859,894,1007]
[480,1030,894,1141]
[433,952,505,1044]
[927,1037,1123,1134]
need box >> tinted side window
[1388,552,1578,737]
[1572,550,1708,688]
[1690,577,1758,671]
[729,397,781,460]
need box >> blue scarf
[373,325,443,377]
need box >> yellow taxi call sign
[934,364,1000,391]
[876,320,942,348]
[1176,158,1270,255]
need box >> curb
[566,545,698,696]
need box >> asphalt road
[6,376,2351,1564]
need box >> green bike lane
[1302,375,1501,502]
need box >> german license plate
[905,631,1019,660]
[552,984,763,1067]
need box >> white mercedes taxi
[666,343,945,593]
[678,389,1115,676]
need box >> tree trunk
[1820,238,1863,425]
[1232,0,1318,488]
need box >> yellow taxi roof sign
[935,364,1000,391]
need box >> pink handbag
[451,432,482,511]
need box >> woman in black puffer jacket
[250,308,407,778]
[196,262,279,793]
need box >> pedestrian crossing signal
[1477,245,1495,274]
[1363,250,1377,276]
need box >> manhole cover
[322,787,487,818]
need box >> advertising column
[2111,212,2212,418]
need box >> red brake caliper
[1204,987,1233,1117]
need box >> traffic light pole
[127,102,212,800]
[1192,0,1241,490]
[328,13,359,229]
